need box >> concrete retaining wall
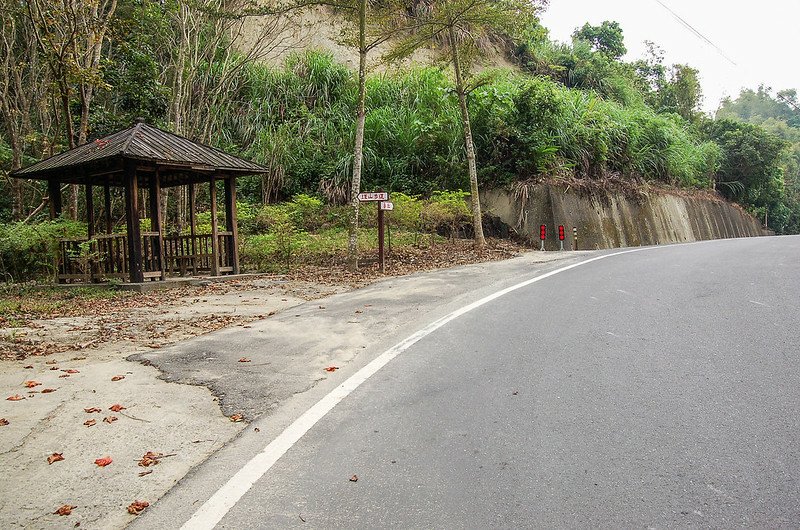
[482,184,768,251]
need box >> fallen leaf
[6,395,25,401]
[94,456,112,467]
[84,407,102,413]
[103,416,118,424]
[267,310,277,316]
[319,305,326,309]
[111,375,125,382]
[48,453,65,465]
[229,414,243,422]
[238,357,251,363]
[54,505,76,516]
[23,365,33,369]
[63,369,80,374]
[355,310,363,314]
[108,404,126,412]
[59,374,70,378]
[45,360,58,365]
[324,366,339,372]
[349,474,359,482]
[0,418,8,426]
[41,388,56,394]
[138,470,153,477]
[254,427,260,432]
[23,380,41,388]
[138,451,163,467]
[127,500,149,515]
[84,419,97,427]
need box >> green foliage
[572,21,627,60]
[0,219,86,282]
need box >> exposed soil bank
[483,184,768,251]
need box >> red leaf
[84,419,97,427]
[54,504,76,516]
[63,369,80,374]
[324,366,339,372]
[229,414,243,422]
[94,456,112,467]
[23,380,41,388]
[108,404,126,412]
[6,395,25,401]
[41,388,56,394]
[103,416,118,424]
[111,375,125,382]
[48,453,65,465]
[238,357,251,363]
[0,418,9,426]
[127,500,149,515]
[84,407,102,413]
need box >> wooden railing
[57,232,235,283]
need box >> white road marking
[749,300,769,307]
[181,247,650,530]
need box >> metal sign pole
[378,206,385,274]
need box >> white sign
[357,192,389,202]
[380,201,394,211]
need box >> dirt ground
[0,240,524,528]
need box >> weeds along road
[135,235,800,529]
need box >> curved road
[139,236,800,528]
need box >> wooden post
[85,182,95,239]
[149,171,166,280]
[124,161,144,283]
[48,179,62,219]
[189,182,197,275]
[224,176,240,274]
[209,175,220,276]
[104,182,112,233]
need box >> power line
[652,0,738,66]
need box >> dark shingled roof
[11,121,266,186]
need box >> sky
[538,0,800,114]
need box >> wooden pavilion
[11,120,267,283]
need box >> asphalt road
[138,236,800,529]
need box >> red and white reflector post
[558,225,565,251]
[573,227,578,251]
[539,224,547,251]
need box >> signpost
[357,192,391,273]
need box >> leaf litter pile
[0,238,522,361]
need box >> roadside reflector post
[539,224,546,251]
[558,225,565,251]
[573,227,578,251]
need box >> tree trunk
[449,25,485,249]
[347,0,368,272]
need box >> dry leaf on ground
[41,388,56,393]
[84,419,97,427]
[94,456,113,467]
[108,404,126,412]
[349,475,359,482]
[62,369,80,374]
[127,500,149,515]
[0,418,8,426]
[138,451,163,467]
[48,453,65,465]
[23,380,41,388]
[84,407,102,413]
[111,375,125,381]
[324,366,339,372]
[6,395,25,401]
[238,357,251,363]
[54,504,76,516]
[229,414,243,422]
[103,416,118,424]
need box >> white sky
[539,0,800,114]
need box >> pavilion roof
[11,120,267,187]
